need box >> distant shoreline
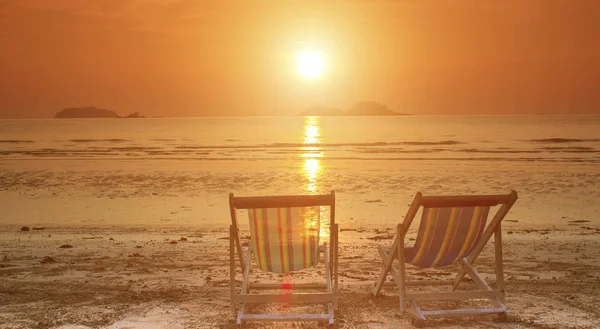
[295,113,412,117]
[1,113,599,120]
[54,107,145,119]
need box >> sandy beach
[1,226,599,328]
[1,158,599,328]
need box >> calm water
[1,115,600,163]
[1,115,600,229]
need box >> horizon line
[2,113,600,120]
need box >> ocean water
[1,115,600,229]
[1,115,600,163]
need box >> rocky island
[55,107,145,119]
[298,101,410,116]
[123,112,145,118]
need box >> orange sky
[0,0,599,118]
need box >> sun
[296,49,325,79]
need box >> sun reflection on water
[302,116,322,193]
[301,116,330,238]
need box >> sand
[1,159,600,328]
[1,227,599,329]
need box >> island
[54,107,145,119]
[297,101,410,116]
[123,112,145,118]
[55,106,119,118]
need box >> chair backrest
[230,192,335,274]
[402,191,517,268]
[408,206,490,268]
[248,207,320,272]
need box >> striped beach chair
[229,191,338,325]
[372,191,518,324]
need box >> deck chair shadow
[372,190,518,323]
[229,191,339,326]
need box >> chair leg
[452,263,466,291]
[410,300,426,320]
[372,238,399,296]
[398,282,406,312]
[494,225,505,303]
[333,223,339,299]
[323,243,335,323]
[397,224,407,312]
[237,248,252,325]
[229,225,236,312]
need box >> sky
[0,0,599,118]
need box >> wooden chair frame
[229,191,339,325]
[372,190,518,321]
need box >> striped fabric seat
[405,206,490,268]
[248,206,321,273]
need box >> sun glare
[296,49,325,79]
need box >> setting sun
[296,49,325,79]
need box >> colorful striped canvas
[248,206,321,273]
[405,206,490,268]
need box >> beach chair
[372,191,518,323]
[229,191,339,325]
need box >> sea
[1,115,599,163]
[1,115,600,229]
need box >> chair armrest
[397,223,407,239]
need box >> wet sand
[1,160,600,328]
